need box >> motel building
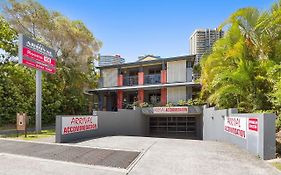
[88,55,202,138]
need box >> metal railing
[123,75,138,86]
[144,74,161,84]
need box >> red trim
[22,59,56,74]
[138,72,144,85]
[248,118,258,131]
[161,70,167,84]
[138,89,144,103]
[117,90,123,109]
[118,74,123,86]
[161,88,167,106]
[23,47,56,66]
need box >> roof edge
[97,54,196,69]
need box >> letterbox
[16,113,27,131]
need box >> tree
[200,4,281,113]
[0,62,35,125]
[0,16,17,60]
[0,0,102,126]
[268,64,281,113]
[2,0,102,69]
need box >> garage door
[149,116,197,138]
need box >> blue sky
[38,0,275,62]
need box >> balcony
[98,77,103,88]
[144,74,161,84]
[123,75,138,86]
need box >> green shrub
[165,103,174,107]
[177,100,187,106]
[276,114,281,132]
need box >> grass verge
[0,125,16,130]
[271,162,281,171]
[0,129,55,140]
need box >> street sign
[248,118,258,132]
[18,34,56,133]
[18,34,56,74]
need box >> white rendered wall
[186,68,193,82]
[102,68,118,87]
[167,86,186,104]
[167,60,186,83]
[186,87,192,100]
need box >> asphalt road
[0,139,139,169]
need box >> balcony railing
[123,75,138,86]
[144,74,161,84]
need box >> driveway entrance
[77,136,280,175]
[149,116,198,138]
[142,106,203,139]
[0,137,279,175]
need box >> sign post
[18,34,56,133]
[36,70,42,132]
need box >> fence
[56,109,148,143]
[203,106,276,160]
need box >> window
[149,93,161,104]
[186,61,192,68]
[149,69,161,74]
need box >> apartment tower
[189,28,224,63]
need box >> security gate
[149,116,197,138]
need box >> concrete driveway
[77,136,279,175]
[0,136,279,175]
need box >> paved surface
[0,153,126,175]
[0,136,280,175]
[77,136,158,152]
[5,135,56,143]
[79,136,280,175]
[129,138,280,175]
[0,139,139,169]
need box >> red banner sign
[62,116,98,135]
[224,116,247,139]
[153,107,188,113]
[23,47,56,67]
[18,34,56,74]
[22,59,56,74]
[248,118,258,132]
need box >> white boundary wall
[203,106,276,160]
[56,109,148,143]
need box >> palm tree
[200,6,277,112]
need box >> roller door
[149,116,197,138]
